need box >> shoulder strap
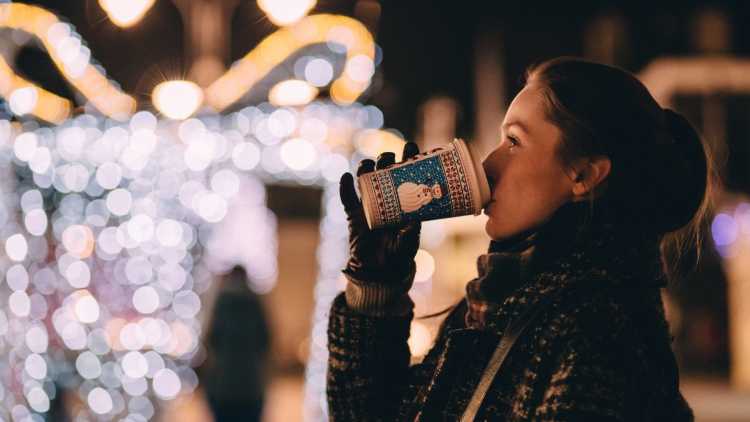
[460,295,555,422]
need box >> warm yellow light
[258,0,316,26]
[408,321,432,357]
[0,3,136,121]
[98,0,156,28]
[414,249,436,283]
[269,79,318,106]
[205,14,375,111]
[152,80,204,120]
[353,129,406,160]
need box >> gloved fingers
[375,152,396,170]
[339,173,361,216]
[357,159,376,176]
[398,221,422,249]
[402,141,420,161]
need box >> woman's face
[482,83,577,240]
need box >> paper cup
[358,139,491,229]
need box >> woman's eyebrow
[501,119,530,135]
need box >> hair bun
[654,108,707,233]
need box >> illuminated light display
[0,3,137,120]
[205,14,376,111]
[258,0,317,27]
[98,0,157,28]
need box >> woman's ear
[571,155,611,199]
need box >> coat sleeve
[326,292,464,421]
[326,292,415,421]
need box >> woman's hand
[339,142,421,283]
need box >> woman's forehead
[503,85,560,142]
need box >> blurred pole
[583,11,629,67]
[172,0,240,87]
[473,28,505,158]
[415,96,457,150]
[691,6,750,391]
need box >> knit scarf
[464,201,665,331]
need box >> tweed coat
[327,203,695,421]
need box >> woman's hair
[525,57,720,284]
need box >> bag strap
[460,295,555,422]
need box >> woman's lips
[483,200,494,215]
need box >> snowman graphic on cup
[397,179,444,213]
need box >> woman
[327,57,714,421]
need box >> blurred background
[0,0,749,421]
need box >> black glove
[339,142,421,284]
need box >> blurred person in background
[198,266,271,422]
[328,57,715,420]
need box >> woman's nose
[482,150,500,190]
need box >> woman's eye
[506,136,519,148]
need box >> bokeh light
[152,80,204,120]
[257,0,317,26]
[98,0,156,28]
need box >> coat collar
[465,201,665,333]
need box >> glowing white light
[269,80,318,106]
[6,264,29,291]
[304,58,334,87]
[62,225,95,258]
[125,256,153,285]
[24,354,47,380]
[76,351,102,379]
[26,387,50,413]
[58,127,86,160]
[97,227,122,255]
[88,328,111,355]
[280,137,317,170]
[65,260,91,288]
[133,286,159,314]
[107,188,133,216]
[96,162,123,189]
[29,147,52,173]
[211,169,240,198]
[74,293,100,324]
[172,291,201,318]
[99,0,156,28]
[120,322,146,351]
[183,136,215,171]
[158,264,187,292]
[408,321,432,357]
[9,291,31,316]
[346,55,375,83]
[414,249,436,283]
[152,368,181,399]
[156,219,183,247]
[197,192,228,223]
[24,209,48,236]
[130,129,157,156]
[9,87,38,116]
[127,214,155,243]
[13,133,38,162]
[122,351,149,378]
[9,230,31,261]
[123,376,149,396]
[88,387,113,415]
[152,80,203,120]
[61,321,88,350]
[257,0,316,26]
[300,118,328,143]
[231,142,261,170]
[25,325,49,353]
[320,153,350,182]
[143,351,165,378]
[267,109,297,137]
